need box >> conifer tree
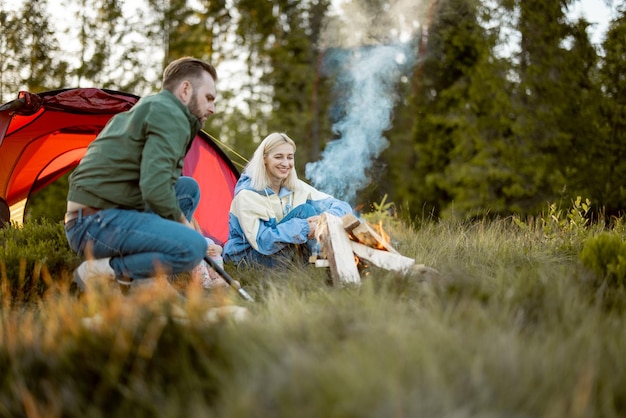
[391,0,514,219]
[229,0,332,171]
[13,0,67,92]
[0,3,23,101]
[596,9,626,215]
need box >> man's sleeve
[139,102,190,220]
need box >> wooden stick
[350,241,415,273]
[318,213,361,286]
[342,213,399,254]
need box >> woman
[224,132,352,268]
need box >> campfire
[313,213,439,286]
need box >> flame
[354,255,370,275]
[373,220,391,250]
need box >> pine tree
[0,3,23,101]
[225,0,332,172]
[595,8,626,215]
[392,0,515,219]
[15,0,68,92]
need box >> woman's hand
[307,215,320,239]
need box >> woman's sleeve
[255,218,309,255]
[302,182,353,217]
[310,197,352,217]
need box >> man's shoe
[71,258,115,293]
[71,268,87,293]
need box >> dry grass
[1,217,625,417]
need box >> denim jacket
[223,174,352,264]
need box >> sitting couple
[63,55,351,293]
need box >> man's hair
[162,57,217,91]
[245,132,298,191]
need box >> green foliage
[580,231,626,287]
[512,196,596,255]
[392,0,520,220]
[70,0,125,87]
[25,172,69,223]
[595,10,626,216]
[0,219,79,302]
[0,2,23,103]
[360,194,397,227]
[15,0,68,92]
[254,0,332,169]
[540,196,591,240]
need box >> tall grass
[1,209,625,417]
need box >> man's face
[187,71,217,125]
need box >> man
[64,56,217,291]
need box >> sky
[7,0,617,42]
[5,1,617,60]
[569,0,616,44]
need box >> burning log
[316,213,439,285]
[343,213,399,254]
[349,241,414,273]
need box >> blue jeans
[65,176,207,281]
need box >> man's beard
[187,91,204,124]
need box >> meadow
[1,199,626,418]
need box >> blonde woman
[224,132,352,268]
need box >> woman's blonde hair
[245,132,298,191]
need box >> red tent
[0,88,239,245]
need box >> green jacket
[67,90,201,221]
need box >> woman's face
[264,143,295,184]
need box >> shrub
[0,219,79,302]
[579,231,626,287]
[513,196,597,256]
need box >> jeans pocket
[93,209,118,229]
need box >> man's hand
[207,244,223,258]
[179,213,194,229]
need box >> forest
[1,0,625,222]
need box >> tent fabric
[182,133,239,244]
[0,88,239,245]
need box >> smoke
[305,0,423,204]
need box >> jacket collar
[159,90,202,134]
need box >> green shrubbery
[580,232,626,287]
[0,219,80,302]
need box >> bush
[0,219,79,302]
[579,231,626,287]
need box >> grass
[1,209,626,417]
